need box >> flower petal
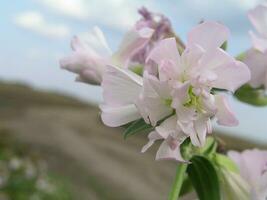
[60,51,106,85]
[102,65,142,106]
[72,26,111,55]
[249,31,267,53]
[75,69,103,85]
[248,5,267,38]
[212,60,251,92]
[100,104,140,127]
[146,37,181,66]
[141,131,162,153]
[155,116,179,139]
[228,149,267,192]
[187,21,229,49]
[60,27,111,85]
[114,27,154,67]
[158,60,180,82]
[243,49,267,88]
[214,94,239,126]
[156,140,187,162]
[192,115,208,147]
[136,73,173,126]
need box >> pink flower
[141,116,188,162]
[248,3,267,53]
[243,4,267,89]
[60,26,154,85]
[101,21,250,162]
[131,7,174,67]
[228,149,267,200]
[243,49,267,88]
[100,65,143,127]
[142,22,249,144]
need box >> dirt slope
[0,82,265,200]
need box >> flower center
[184,86,199,108]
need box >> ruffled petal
[100,104,140,127]
[228,149,267,193]
[158,60,180,82]
[146,38,181,66]
[248,5,267,38]
[198,48,233,71]
[212,60,251,92]
[214,94,239,126]
[243,49,267,88]
[114,27,154,67]
[156,140,187,162]
[192,116,208,147]
[102,65,142,106]
[155,116,179,139]
[249,31,267,53]
[187,21,229,50]
[76,69,103,85]
[71,26,111,55]
[60,27,111,85]
[136,73,173,126]
[141,131,162,153]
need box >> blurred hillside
[0,81,266,200]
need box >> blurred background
[0,0,266,199]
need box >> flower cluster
[65,20,249,162]
[60,5,267,200]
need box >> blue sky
[0,0,266,143]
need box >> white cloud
[35,0,88,19]
[179,0,263,11]
[231,0,264,10]
[14,11,70,39]
[35,0,153,30]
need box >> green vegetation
[0,130,72,200]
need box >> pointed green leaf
[123,118,153,139]
[187,156,221,200]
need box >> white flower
[100,21,250,162]
[100,65,143,127]
[228,149,267,200]
[248,3,267,53]
[60,26,154,85]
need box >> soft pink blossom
[228,149,267,200]
[243,3,267,89]
[100,65,143,127]
[101,21,250,162]
[140,22,250,161]
[60,26,154,85]
[243,49,267,88]
[248,4,267,52]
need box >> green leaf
[234,84,267,106]
[179,175,193,197]
[187,156,221,200]
[213,153,239,173]
[123,118,153,139]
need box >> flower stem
[168,163,187,200]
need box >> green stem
[168,164,187,200]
